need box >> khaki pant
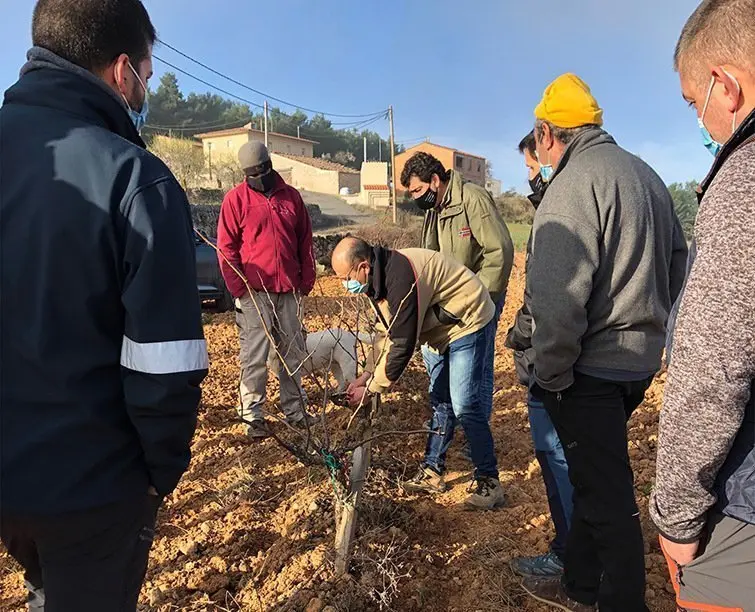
[661,512,755,612]
[236,292,307,424]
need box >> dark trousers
[535,373,653,612]
[1,495,160,612]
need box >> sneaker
[246,419,270,439]
[510,551,564,578]
[464,477,506,510]
[521,577,596,612]
[402,465,447,494]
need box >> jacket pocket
[433,304,461,327]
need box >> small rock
[200,522,211,534]
[309,501,320,513]
[178,539,198,556]
[305,597,325,612]
[148,587,164,606]
[322,607,337,612]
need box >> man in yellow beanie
[521,73,689,612]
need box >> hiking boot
[291,412,318,429]
[402,465,447,494]
[521,576,596,612]
[510,551,565,578]
[246,419,270,439]
[464,477,506,510]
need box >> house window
[302,148,306,155]
[455,155,463,169]
[226,140,232,149]
[477,162,482,173]
[286,144,291,153]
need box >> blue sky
[0,0,711,191]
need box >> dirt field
[0,254,678,611]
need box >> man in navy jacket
[0,1,207,610]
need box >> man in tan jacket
[332,237,504,510]
[401,152,513,422]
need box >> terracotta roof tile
[276,153,359,174]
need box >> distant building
[196,123,318,161]
[271,153,360,196]
[393,141,487,195]
[486,178,502,198]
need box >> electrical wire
[153,55,265,109]
[157,38,388,119]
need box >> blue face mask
[535,149,554,182]
[121,62,149,133]
[343,279,369,295]
[697,71,740,157]
[698,118,722,157]
[539,164,554,182]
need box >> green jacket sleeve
[466,191,514,303]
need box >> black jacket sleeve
[383,253,420,383]
[119,177,208,496]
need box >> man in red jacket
[218,141,316,438]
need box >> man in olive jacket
[401,152,513,423]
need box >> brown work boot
[402,465,447,494]
[464,476,506,510]
[521,576,596,611]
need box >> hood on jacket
[4,46,145,149]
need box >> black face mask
[414,186,437,211]
[527,174,547,209]
[247,171,276,193]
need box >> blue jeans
[528,391,573,559]
[481,298,505,419]
[421,324,498,479]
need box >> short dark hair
[400,152,449,188]
[32,0,156,72]
[518,131,536,157]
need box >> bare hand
[347,385,370,407]
[347,371,371,394]
[660,535,699,567]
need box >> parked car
[195,234,234,312]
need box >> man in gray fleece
[522,73,688,612]
[650,1,755,610]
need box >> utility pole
[378,138,382,162]
[297,125,301,139]
[388,105,397,224]
[263,100,269,148]
[363,136,367,164]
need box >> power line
[146,117,252,130]
[153,55,265,110]
[156,38,387,119]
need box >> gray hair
[534,120,593,147]
[675,0,755,83]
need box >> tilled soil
[0,255,678,611]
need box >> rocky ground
[0,254,678,611]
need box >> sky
[0,0,712,192]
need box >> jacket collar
[697,107,755,202]
[367,246,390,301]
[437,170,465,218]
[4,46,145,149]
[549,125,615,183]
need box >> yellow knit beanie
[534,73,603,128]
